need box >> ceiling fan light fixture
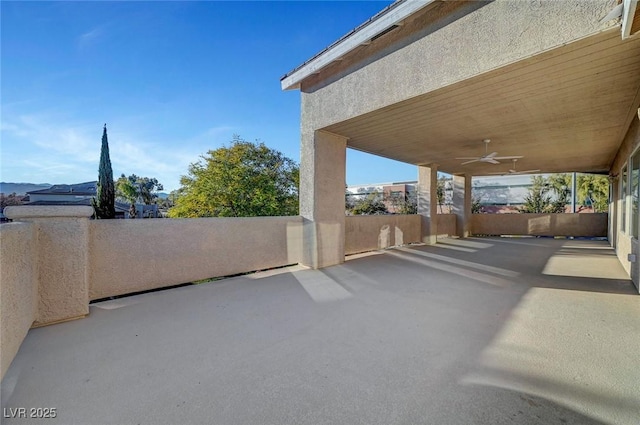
[455,139,523,166]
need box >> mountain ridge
[0,182,53,195]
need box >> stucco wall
[345,214,421,255]
[616,232,632,276]
[301,0,615,130]
[470,213,608,237]
[89,216,303,300]
[4,206,93,327]
[0,223,37,380]
[436,214,456,237]
[610,116,640,287]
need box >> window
[621,165,627,233]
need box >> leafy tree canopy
[384,190,417,214]
[520,173,609,213]
[168,136,299,218]
[348,191,389,215]
[471,194,484,214]
[577,174,609,212]
[0,193,26,210]
[116,174,164,205]
[520,175,553,213]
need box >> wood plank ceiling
[323,29,640,176]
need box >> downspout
[622,0,638,39]
[571,172,577,213]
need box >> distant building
[473,175,533,207]
[26,181,158,218]
[27,181,98,204]
[347,175,557,214]
[347,181,417,213]
[347,180,452,213]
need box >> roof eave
[280,0,436,91]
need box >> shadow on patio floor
[2,238,638,424]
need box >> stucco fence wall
[89,216,303,300]
[436,214,456,237]
[345,214,422,255]
[470,213,608,237]
[0,222,37,380]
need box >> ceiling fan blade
[485,152,498,158]
[515,169,541,174]
[485,159,500,164]
[455,157,481,160]
[460,159,479,165]
[492,155,524,160]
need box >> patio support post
[3,206,93,326]
[453,174,472,238]
[300,130,347,269]
[418,164,438,244]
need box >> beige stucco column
[452,174,472,238]
[300,130,347,268]
[4,206,93,326]
[418,164,438,244]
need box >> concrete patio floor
[2,237,639,425]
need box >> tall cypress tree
[93,124,115,219]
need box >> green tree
[116,174,164,204]
[0,193,25,210]
[519,175,552,213]
[397,190,418,214]
[92,124,115,219]
[383,190,417,214]
[436,176,451,214]
[156,191,177,210]
[346,190,355,212]
[437,176,447,213]
[115,175,138,204]
[546,173,572,213]
[471,194,484,214]
[349,191,388,215]
[577,174,609,212]
[169,136,299,217]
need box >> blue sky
[1,0,419,191]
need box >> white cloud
[4,114,99,163]
[77,26,105,49]
[1,111,233,191]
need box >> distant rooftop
[28,181,97,196]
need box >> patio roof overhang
[321,28,640,176]
[280,0,640,177]
[280,0,437,91]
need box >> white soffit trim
[622,0,638,39]
[280,0,436,91]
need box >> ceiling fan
[456,139,523,165]
[488,159,540,175]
